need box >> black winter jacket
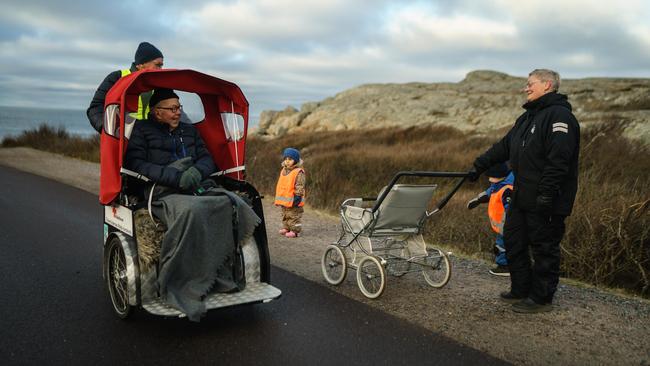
[124,119,216,188]
[473,92,580,215]
[87,65,136,133]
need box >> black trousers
[503,205,566,304]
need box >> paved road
[0,166,507,365]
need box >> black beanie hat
[485,163,510,178]
[134,42,163,65]
[149,88,179,108]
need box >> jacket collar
[522,91,572,112]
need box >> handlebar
[371,171,470,213]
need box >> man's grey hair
[529,69,560,91]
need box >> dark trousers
[503,205,566,304]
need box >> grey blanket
[150,172,260,322]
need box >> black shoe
[512,298,552,313]
[489,265,510,277]
[499,291,526,304]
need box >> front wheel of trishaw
[356,256,386,299]
[105,237,133,319]
[322,245,347,285]
[422,248,451,288]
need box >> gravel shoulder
[2,147,648,366]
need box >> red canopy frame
[99,69,249,205]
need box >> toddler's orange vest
[274,168,305,207]
[488,185,512,234]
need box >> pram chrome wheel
[322,245,347,285]
[105,237,133,318]
[422,248,451,288]
[356,256,386,299]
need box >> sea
[0,105,95,140]
[0,105,261,141]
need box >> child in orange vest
[274,148,305,238]
[467,163,514,276]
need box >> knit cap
[149,88,179,107]
[282,147,300,162]
[134,42,163,65]
[485,163,510,178]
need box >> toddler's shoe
[285,231,298,238]
[279,228,289,235]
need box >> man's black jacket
[473,92,580,216]
[124,118,216,188]
[87,65,136,133]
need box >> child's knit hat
[282,147,300,162]
[485,163,510,178]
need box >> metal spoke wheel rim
[422,248,451,288]
[356,256,386,299]
[107,240,130,316]
[321,245,347,285]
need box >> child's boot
[285,231,298,238]
[279,228,289,235]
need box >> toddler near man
[467,163,514,276]
[274,148,306,238]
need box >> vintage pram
[100,69,281,319]
[321,171,468,299]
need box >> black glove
[292,196,303,207]
[179,166,202,191]
[535,195,554,216]
[467,166,481,182]
[467,191,489,209]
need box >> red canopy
[99,69,249,205]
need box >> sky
[1,0,649,123]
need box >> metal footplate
[142,282,282,317]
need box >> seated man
[125,89,260,322]
[125,88,215,192]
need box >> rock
[252,70,650,143]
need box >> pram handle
[371,171,469,213]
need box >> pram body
[321,171,467,298]
[100,69,281,319]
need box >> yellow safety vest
[274,168,305,207]
[120,69,152,120]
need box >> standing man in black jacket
[87,42,164,133]
[468,69,580,313]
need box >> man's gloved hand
[535,195,554,216]
[467,191,489,209]
[179,166,202,191]
[292,196,303,207]
[467,166,481,182]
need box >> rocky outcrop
[253,70,650,142]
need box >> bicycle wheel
[322,245,347,285]
[422,248,451,288]
[105,237,133,318]
[356,256,386,299]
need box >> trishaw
[100,69,281,319]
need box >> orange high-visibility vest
[274,168,305,207]
[488,184,512,234]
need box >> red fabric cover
[99,69,249,205]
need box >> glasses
[156,105,183,113]
[525,80,544,89]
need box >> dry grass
[3,123,648,296]
[1,124,100,162]
[246,124,650,297]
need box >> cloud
[0,0,649,122]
